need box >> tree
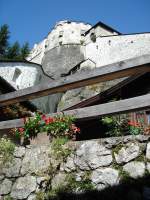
[7,41,20,59]
[0,24,10,57]
[20,42,30,60]
[0,24,30,60]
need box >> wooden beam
[0,93,150,130]
[0,54,150,107]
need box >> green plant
[43,115,80,140]
[12,114,80,141]
[128,120,143,135]
[0,24,30,60]
[13,113,42,139]
[0,137,15,165]
[36,191,45,200]
[65,172,94,192]
[51,137,71,161]
[102,115,128,137]
[45,172,94,199]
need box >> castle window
[13,68,21,82]
[90,32,96,42]
[81,30,85,36]
[59,31,64,38]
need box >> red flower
[45,117,54,125]
[42,114,47,120]
[71,124,80,133]
[18,127,24,133]
[128,121,141,127]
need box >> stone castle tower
[27,20,91,78]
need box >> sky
[0,0,150,48]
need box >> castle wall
[27,21,91,65]
[85,33,150,67]
[42,44,85,78]
[85,25,118,44]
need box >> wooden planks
[0,54,150,107]
[0,93,150,130]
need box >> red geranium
[128,121,141,127]
[45,117,54,125]
[42,114,47,120]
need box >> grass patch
[0,137,15,165]
[51,137,72,162]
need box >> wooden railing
[0,54,150,130]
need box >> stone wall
[42,45,85,78]
[1,135,150,199]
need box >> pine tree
[20,42,30,60]
[0,24,10,57]
[0,24,30,60]
[7,41,20,59]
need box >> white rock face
[21,145,50,175]
[2,158,22,178]
[123,161,145,178]
[11,176,37,199]
[114,143,140,164]
[74,141,112,170]
[91,168,119,188]
[0,179,12,195]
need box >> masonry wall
[42,44,85,78]
[1,135,150,200]
[85,33,150,67]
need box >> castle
[1,20,150,113]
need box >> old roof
[84,21,121,36]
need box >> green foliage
[36,191,45,200]
[102,115,129,137]
[65,172,94,191]
[51,137,71,161]
[0,24,9,56]
[14,113,42,139]
[44,115,80,140]
[0,24,30,60]
[4,195,13,200]
[129,125,142,135]
[45,172,94,200]
[7,41,20,59]
[0,137,15,165]
[120,170,130,181]
[13,114,80,142]
[20,42,30,60]
[112,144,124,155]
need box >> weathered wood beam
[0,93,150,130]
[0,54,150,107]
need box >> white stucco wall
[0,62,47,89]
[27,39,46,64]
[85,25,118,44]
[85,33,150,67]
